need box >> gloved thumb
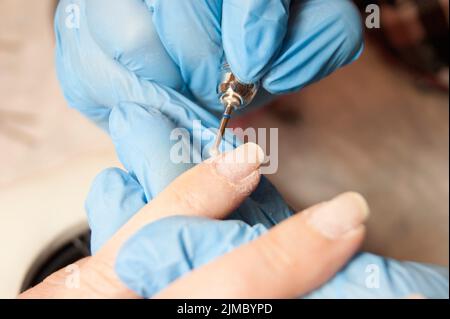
[222,0,291,83]
[109,102,195,201]
[115,216,267,298]
[86,168,146,254]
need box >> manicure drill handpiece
[210,70,259,156]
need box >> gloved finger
[94,143,264,264]
[222,0,291,84]
[85,0,185,92]
[109,100,293,228]
[115,216,268,298]
[231,175,294,227]
[56,0,249,131]
[57,0,213,131]
[77,143,265,298]
[55,0,113,129]
[21,144,266,299]
[304,253,449,299]
[263,0,364,94]
[109,102,194,201]
[145,0,225,113]
[85,168,146,254]
[156,192,369,298]
[58,0,293,228]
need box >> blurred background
[0,0,448,298]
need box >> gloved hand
[21,143,369,299]
[19,142,448,299]
[57,0,294,229]
[89,100,293,250]
[54,0,448,299]
[54,0,360,228]
[56,0,364,126]
[54,0,362,228]
[77,88,450,300]
[84,143,448,299]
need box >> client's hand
[19,143,368,298]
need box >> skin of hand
[19,143,369,298]
[19,138,449,298]
[87,104,449,299]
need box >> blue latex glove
[58,0,448,299]
[56,0,364,124]
[107,102,292,229]
[86,104,448,299]
[55,0,360,230]
[87,100,293,252]
[86,162,449,299]
[57,1,294,231]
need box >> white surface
[0,152,119,297]
[0,0,117,297]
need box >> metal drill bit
[210,67,259,156]
[210,103,235,156]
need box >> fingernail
[307,192,370,239]
[211,143,265,184]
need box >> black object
[20,230,91,292]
